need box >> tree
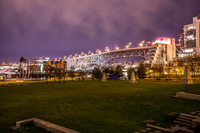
[77,70,85,80]
[163,62,171,78]
[92,67,102,79]
[127,67,135,79]
[69,70,75,81]
[157,64,164,78]
[114,65,123,78]
[109,67,115,76]
[103,67,110,79]
[137,61,146,79]
[62,70,67,83]
[45,71,50,84]
[57,68,62,82]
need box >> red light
[154,37,173,45]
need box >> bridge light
[144,41,151,46]
[88,51,91,55]
[99,50,101,54]
[139,43,143,47]
[129,42,132,45]
[85,54,87,56]
[115,45,119,50]
[105,47,110,52]
[125,45,129,49]
[91,52,93,55]
[81,52,85,56]
[96,49,100,53]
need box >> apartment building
[178,15,200,57]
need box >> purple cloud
[0,0,200,62]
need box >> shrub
[143,119,156,125]
[167,112,179,121]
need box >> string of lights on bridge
[65,40,154,60]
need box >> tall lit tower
[178,15,200,57]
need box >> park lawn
[0,80,200,133]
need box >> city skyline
[1,0,200,62]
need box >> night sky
[1,0,200,63]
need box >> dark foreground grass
[0,80,200,133]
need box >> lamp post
[105,47,110,52]
[146,41,151,46]
[115,45,119,50]
[125,42,131,49]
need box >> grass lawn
[0,79,200,133]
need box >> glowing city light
[115,45,119,50]
[96,49,101,53]
[125,42,132,49]
[154,37,173,45]
[88,51,91,55]
[81,52,85,56]
[105,47,110,52]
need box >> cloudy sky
[1,0,200,62]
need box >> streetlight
[146,41,151,46]
[96,49,101,53]
[115,45,119,50]
[139,40,145,47]
[105,47,110,52]
[81,52,84,56]
[125,42,132,49]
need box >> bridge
[66,46,151,70]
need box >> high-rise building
[178,15,200,57]
[146,37,176,66]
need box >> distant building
[145,37,176,66]
[0,62,19,74]
[178,15,200,57]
